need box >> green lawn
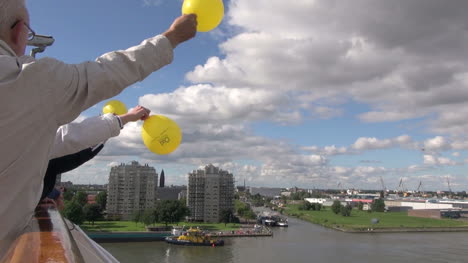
[284,204,468,230]
[81,221,241,232]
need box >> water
[101,217,468,263]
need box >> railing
[2,202,84,263]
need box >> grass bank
[81,221,241,232]
[284,204,468,232]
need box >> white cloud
[423,154,456,166]
[424,136,450,152]
[351,135,416,151]
[64,0,468,191]
[107,161,119,167]
[139,85,289,125]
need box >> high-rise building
[106,161,158,220]
[187,164,234,223]
[160,169,165,188]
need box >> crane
[380,176,387,197]
[446,176,452,195]
[398,177,408,191]
[417,181,422,192]
[337,182,344,194]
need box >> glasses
[10,20,36,41]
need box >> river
[100,217,468,263]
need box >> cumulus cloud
[139,85,291,124]
[67,0,468,190]
[423,136,450,152]
[305,135,417,155]
[423,154,456,166]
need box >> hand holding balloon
[142,115,182,155]
[119,106,151,125]
[182,0,224,32]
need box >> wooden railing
[2,202,84,263]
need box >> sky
[27,0,468,191]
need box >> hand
[119,105,151,125]
[163,14,197,48]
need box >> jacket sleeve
[50,114,119,159]
[41,144,105,200]
[20,35,173,126]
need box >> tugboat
[165,227,224,247]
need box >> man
[0,0,197,257]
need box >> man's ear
[9,22,23,46]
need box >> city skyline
[28,0,468,191]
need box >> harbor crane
[446,176,453,195]
[337,182,344,194]
[380,176,387,197]
[417,181,422,193]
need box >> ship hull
[165,237,224,247]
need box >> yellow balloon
[182,0,224,32]
[142,115,182,155]
[102,100,128,115]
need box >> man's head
[0,0,30,56]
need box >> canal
[100,217,468,263]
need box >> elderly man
[0,0,196,257]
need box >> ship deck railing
[2,201,84,263]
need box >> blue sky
[28,0,468,191]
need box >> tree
[132,210,142,226]
[331,200,342,214]
[83,203,102,225]
[156,200,190,226]
[235,200,256,219]
[340,204,352,217]
[371,198,386,212]
[63,201,84,225]
[142,209,158,226]
[301,201,313,210]
[63,189,74,201]
[95,191,107,211]
[220,209,235,226]
[73,191,88,206]
[313,203,322,211]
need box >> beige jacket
[51,113,121,159]
[0,35,173,257]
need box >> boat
[257,211,289,227]
[263,218,276,226]
[276,219,288,227]
[165,227,224,247]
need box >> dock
[210,225,273,237]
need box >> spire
[160,169,165,188]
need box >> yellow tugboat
[165,227,224,247]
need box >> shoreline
[287,213,468,233]
[86,225,272,242]
[333,226,468,233]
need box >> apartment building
[106,161,158,220]
[187,164,234,223]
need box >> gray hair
[0,0,27,35]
